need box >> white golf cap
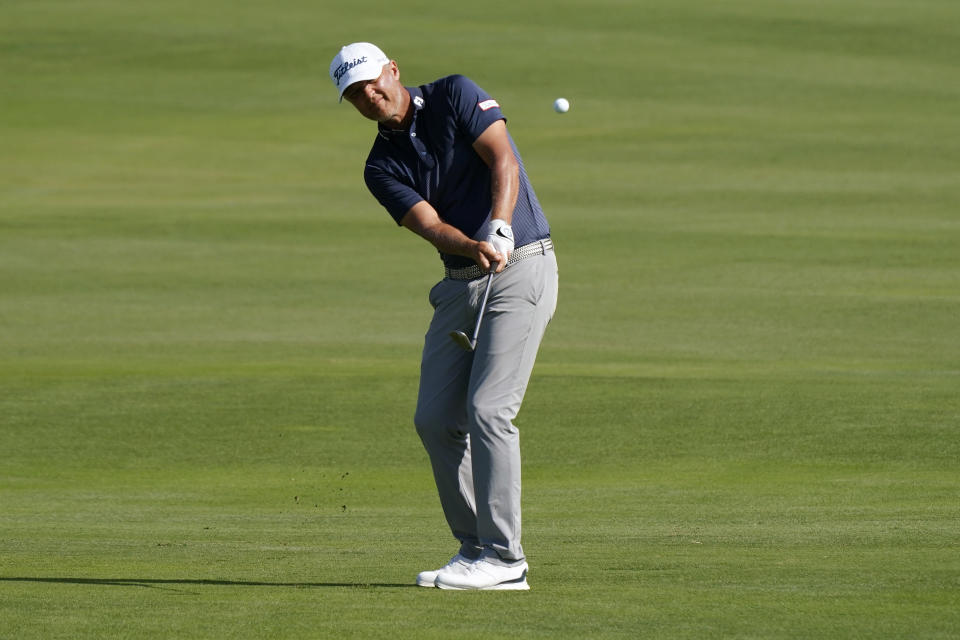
[330,42,390,102]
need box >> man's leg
[467,251,559,562]
[415,278,481,548]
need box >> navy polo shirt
[363,74,551,269]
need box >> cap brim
[337,62,388,102]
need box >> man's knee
[466,398,517,438]
[415,402,465,445]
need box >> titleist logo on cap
[330,43,389,101]
[333,56,367,86]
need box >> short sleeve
[364,162,425,225]
[445,75,506,142]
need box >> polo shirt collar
[377,86,424,140]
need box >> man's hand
[473,240,505,273]
[483,218,514,268]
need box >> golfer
[330,42,558,590]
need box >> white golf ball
[553,97,570,113]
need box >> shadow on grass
[0,577,414,591]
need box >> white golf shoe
[415,553,474,588]
[434,552,529,591]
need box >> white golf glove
[484,218,514,264]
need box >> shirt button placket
[410,126,434,168]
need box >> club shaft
[470,265,497,343]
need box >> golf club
[449,261,499,352]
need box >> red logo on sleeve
[478,99,500,111]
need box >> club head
[449,330,476,352]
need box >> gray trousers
[414,249,558,562]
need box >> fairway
[2,0,959,638]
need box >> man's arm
[472,120,519,229]
[398,119,518,273]
[400,201,503,273]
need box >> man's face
[343,61,405,126]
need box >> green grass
[2,0,959,637]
